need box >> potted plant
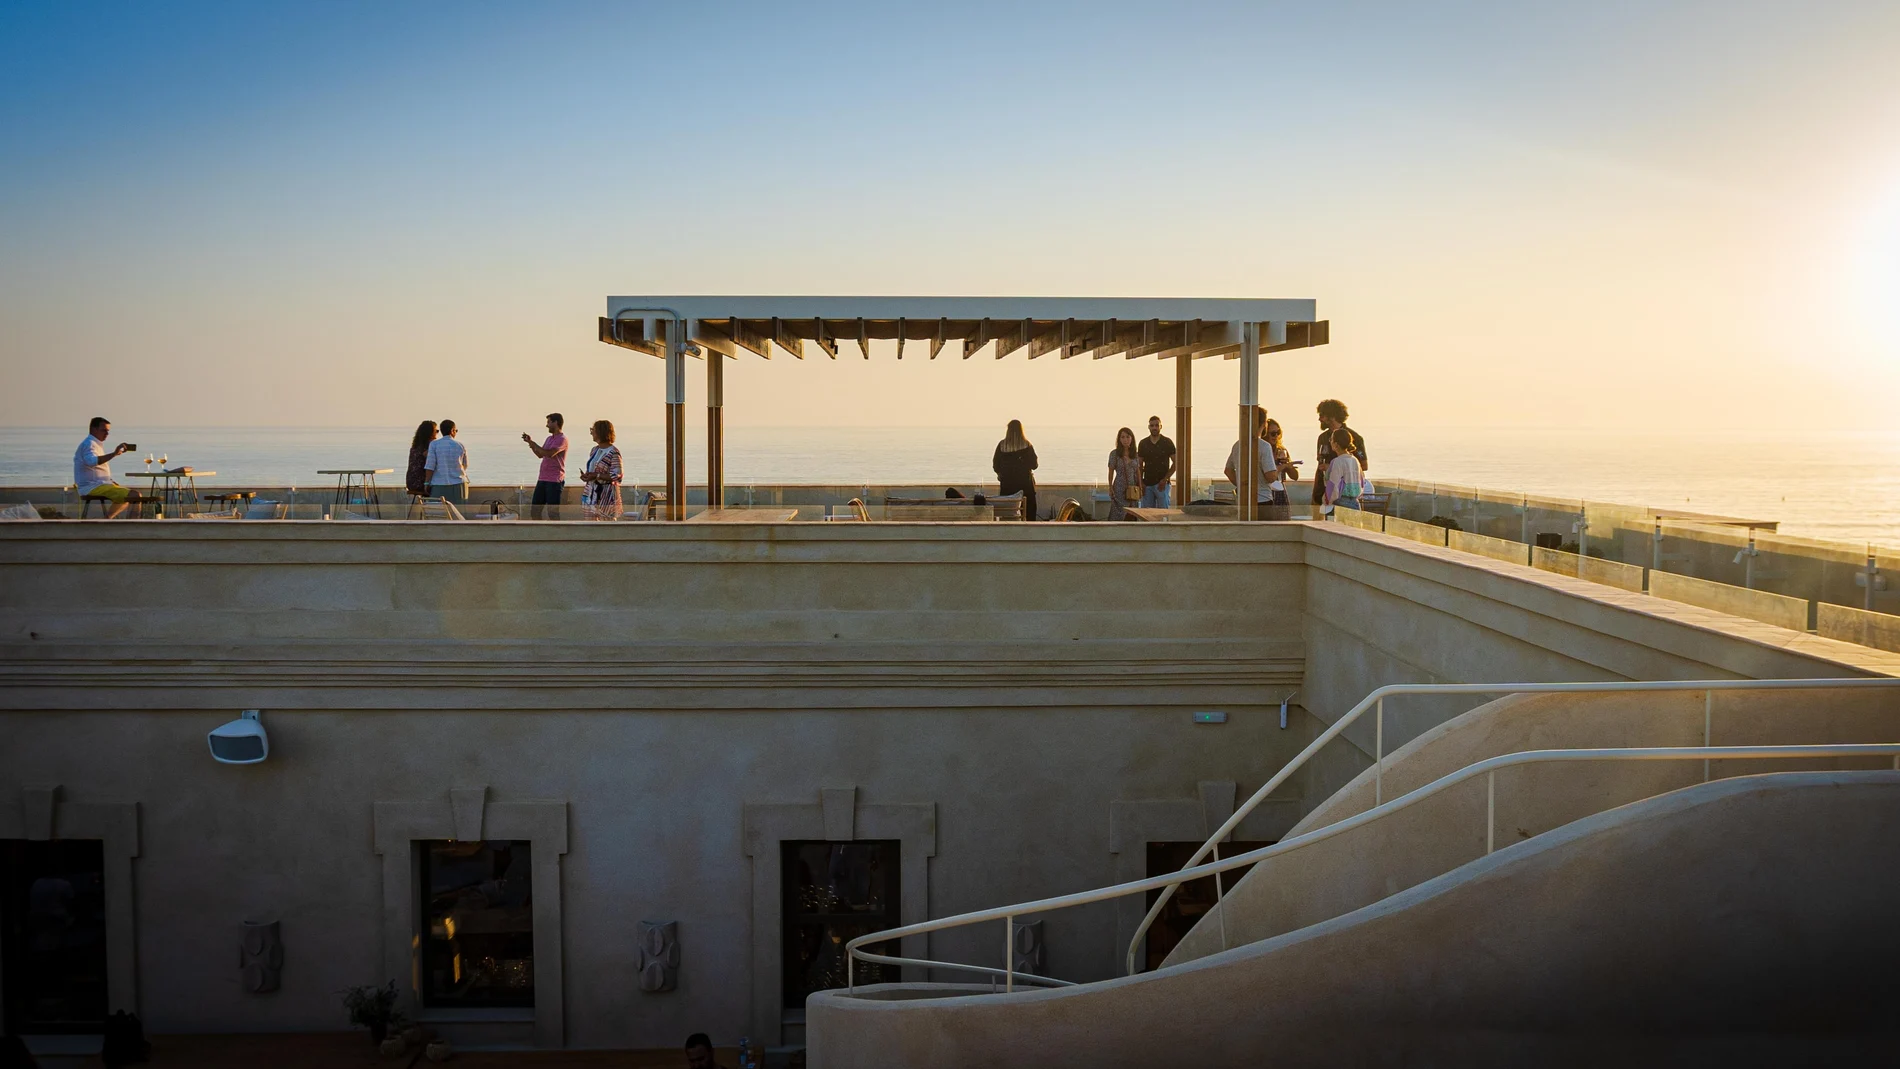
[341,981,407,1045]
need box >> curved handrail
[846,739,1900,993]
[1124,676,1900,975]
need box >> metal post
[707,348,725,511]
[1485,771,1495,855]
[1004,916,1014,992]
[1867,551,1880,612]
[1374,698,1384,804]
[1236,321,1260,520]
[664,322,687,521]
[1710,691,1725,782]
[1652,520,1664,572]
[1174,353,1192,508]
[1212,841,1228,951]
[847,953,854,993]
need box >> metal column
[663,322,687,521]
[707,348,725,511]
[1236,321,1260,520]
[1174,353,1192,508]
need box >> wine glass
[144,452,154,472]
[158,452,169,471]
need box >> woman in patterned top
[1107,426,1142,521]
[579,420,623,520]
[405,421,437,497]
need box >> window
[2,839,107,1034]
[1143,840,1274,971]
[418,840,533,1008]
[781,841,900,1007]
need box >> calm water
[5,424,1897,546]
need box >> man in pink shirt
[521,413,568,519]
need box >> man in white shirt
[73,417,142,519]
[1223,406,1278,510]
[423,419,470,503]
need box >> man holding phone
[74,416,142,519]
[521,413,568,519]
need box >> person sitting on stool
[73,417,143,519]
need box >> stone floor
[32,1033,740,1068]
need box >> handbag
[1124,482,1141,502]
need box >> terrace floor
[31,1033,744,1068]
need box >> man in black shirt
[1311,399,1367,505]
[1137,415,1177,508]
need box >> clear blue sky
[3,1,1897,433]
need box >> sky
[2,1,1898,436]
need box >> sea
[5,425,1897,548]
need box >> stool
[204,493,255,513]
[82,496,111,518]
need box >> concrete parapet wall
[1650,570,1810,633]
[1818,602,1900,655]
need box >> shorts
[531,481,564,506]
[430,483,469,504]
[84,484,132,503]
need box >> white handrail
[1124,676,1900,975]
[845,739,1900,993]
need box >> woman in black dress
[405,421,437,497]
[991,420,1039,520]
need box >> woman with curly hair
[579,420,623,520]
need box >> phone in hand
[122,443,137,452]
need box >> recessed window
[1143,840,1274,971]
[2,839,107,1034]
[418,840,534,1008]
[781,841,900,1007]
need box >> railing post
[1710,691,1725,782]
[1485,770,1495,855]
[847,952,854,993]
[1004,916,1014,993]
[1374,697,1384,804]
[1213,842,1228,951]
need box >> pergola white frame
[599,297,1329,519]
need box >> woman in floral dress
[579,420,623,520]
[1107,426,1142,521]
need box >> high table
[1125,507,1187,522]
[318,469,394,518]
[123,469,213,509]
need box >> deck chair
[1054,499,1087,522]
[408,497,466,520]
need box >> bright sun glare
[1856,178,1900,346]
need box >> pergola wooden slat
[600,297,1329,520]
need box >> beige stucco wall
[3,520,1895,1049]
[1295,524,1899,806]
[0,522,1310,1047]
[808,772,1900,1066]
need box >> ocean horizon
[6,423,1897,547]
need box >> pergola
[598,297,1329,520]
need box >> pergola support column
[1174,354,1192,508]
[707,350,725,510]
[664,324,687,520]
[1236,321,1261,520]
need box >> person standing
[405,421,437,498]
[991,420,1039,521]
[1108,426,1142,521]
[72,417,141,519]
[1137,415,1176,509]
[424,419,469,503]
[522,413,568,519]
[1310,399,1367,506]
[579,420,623,521]
[1323,426,1365,514]
[1264,418,1298,507]
[1223,406,1276,513]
